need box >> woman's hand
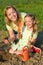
[17,33,22,39]
[3,39,10,44]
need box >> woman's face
[24,16,33,28]
[6,8,17,22]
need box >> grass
[0,0,43,30]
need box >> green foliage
[0,0,43,30]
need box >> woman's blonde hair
[4,6,21,25]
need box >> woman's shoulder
[20,12,27,16]
[20,12,27,18]
[20,12,27,21]
[6,24,12,30]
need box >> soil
[0,31,43,65]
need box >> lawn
[0,0,43,30]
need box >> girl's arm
[28,32,38,45]
[28,38,36,44]
[31,31,38,44]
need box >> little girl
[9,14,41,61]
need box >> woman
[3,5,26,54]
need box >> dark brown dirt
[0,45,43,65]
[0,30,43,65]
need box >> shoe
[31,46,41,54]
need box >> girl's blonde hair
[4,6,21,25]
[24,14,38,37]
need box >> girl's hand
[28,37,33,45]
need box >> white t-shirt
[11,26,38,50]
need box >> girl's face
[24,16,33,28]
[6,8,17,22]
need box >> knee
[9,48,14,54]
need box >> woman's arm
[8,29,15,42]
[3,30,15,44]
[6,24,15,42]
